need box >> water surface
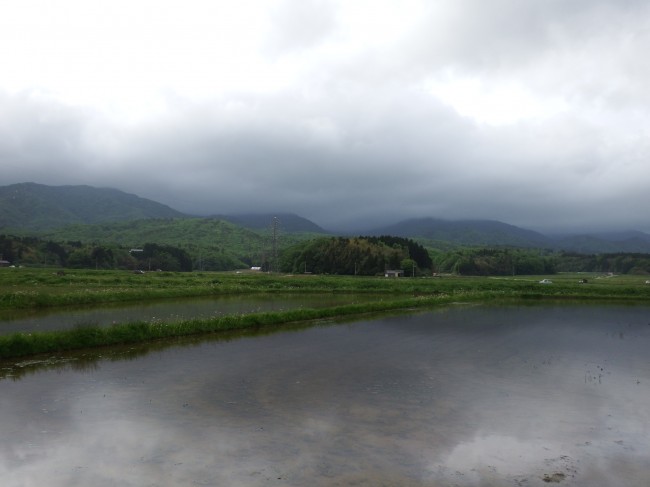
[0,293,380,335]
[1,303,649,486]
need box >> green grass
[2,269,649,310]
[1,269,649,360]
[0,295,454,359]
[1,268,649,311]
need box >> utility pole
[270,217,280,273]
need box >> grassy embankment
[1,268,649,359]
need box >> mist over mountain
[366,218,552,248]
[4,1,650,239]
[2,183,650,254]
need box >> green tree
[401,258,417,277]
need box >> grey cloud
[407,0,650,70]
[0,91,97,184]
[2,83,649,233]
[2,0,650,233]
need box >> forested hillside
[369,218,551,248]
[40,218,271,270]
[554,252,650,274]
[1,216,327,271]
[0,235,194,271]
[431,248,556,276]
[4,232,650,275]
[4,183,650,256]
[0,183,184,231]
[218,213,329,233]
[281,236,433,276]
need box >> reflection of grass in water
[0,317,333,380]
[2,284,650,361]
[0,296,455,360]
[1,269,650,361]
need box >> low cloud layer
[1,0,649,232]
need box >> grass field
[1,268,649,360]
[2,268,649,308]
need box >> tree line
[4,233,650,276]
[280,236,433,276]
[431,248,556,276]
[554,251,650,274]
[0,235,193,271]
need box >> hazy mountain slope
[369,218,650,253]
[43,218,268,269]
[591,230,650,242]
[555,234,650,253]
[217,213,329,234]
[44,217,262,248]
[368,218,552,248]
[0,183,185,231]
[42,217,321,269]
[4,183,650,255]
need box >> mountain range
[366,218,650,254]
[1,182,649,254]
[216,213,329,234]
[0,182,184,231]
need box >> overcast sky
[1,0,649,233]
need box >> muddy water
[0,293,381,335]
[1,303,650,486]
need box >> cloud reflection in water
[1,304,650,486]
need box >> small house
[384,269,404,278]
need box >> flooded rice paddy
[1,303,649,486]
[0,294,381,335]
